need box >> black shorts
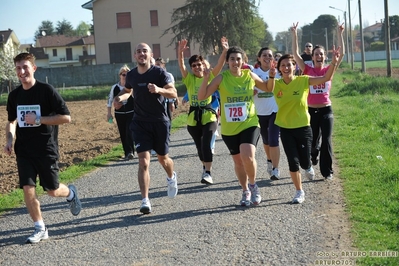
[130,120,170,155]
[222,126,260,155]
[17,156,60,191]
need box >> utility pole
[348,0,354,69]
[385,0,392,77]
[329,6,350,63]
[325,28,328,54]
[358,0,366,73]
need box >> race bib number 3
[224,102,248,122]
[17,105,41,127]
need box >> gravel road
[0,127,354,265]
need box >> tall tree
[380,15,399,42]
[56,19,75,36]
[0,49,20,92]
[304,15,338,51]
[75,21,92,36]
[163,0,266,55]
[34,20,55,40]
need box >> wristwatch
[35,117,41,125]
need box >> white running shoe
[267,161,273,176]
[201,172,214,184]
[240,190,251,207]
[167,172,178,198]
[26,227,48,244]
[292,190,305,204]
[270,168,280,180]
[249,184,261,205]
[140,199,152,214]
[305,167,315,181]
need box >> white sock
[34,220,45,230]
[67,189,75,201]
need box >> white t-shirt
[253,67,279,115]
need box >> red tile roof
[36,35,94,47]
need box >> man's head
[134,43,153,66]
[13,53,37,88]
[304,42,313,55]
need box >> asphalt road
[0,127,353,266]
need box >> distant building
[0,29,20,55]
[82,0,200,64]
[33,35,96,67]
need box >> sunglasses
[120,73,126,77]
[305,45,312,48]
[191,63,202,68]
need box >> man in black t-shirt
[4,53,82,244]
[114,43,178,214]
[299,42,313,75]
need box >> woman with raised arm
[178,37,228,185]
[263,46,340,204]
[292,22,345,181]
[198,46,274,207]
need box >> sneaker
[201,172,214,184]
[67,185,82,216]
[311,157,318,166]
[267,161,273,176]
[305,167,315,181]
[166,172,178,198]
[127,152,135,160]
[325,175,333,181]
[270,168,280,180]
[292,190,305,204]
[249,184,261,205]
[26,227,48,244]
[211,148,215,154]
[240,190,251,207]
[139,199,152,214]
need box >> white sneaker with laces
[26,227,49,244]
[166,172,178,198]
[270,168,280,180]
[201,172,214,184]
[305,167,315,181]
[140,199,152,214]
[240,190,251,207]
[267,161,273,176]
[292,190,305,204]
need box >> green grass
[353,59,399,69]
[332,72,399,266]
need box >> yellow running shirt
[183,73,217,126]
[273,75,310,129]
[218,69,259,136]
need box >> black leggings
[115,112,135,156]
[187,121,217,162]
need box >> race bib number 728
[224,102,248,122]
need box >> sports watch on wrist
[35,117,41,125]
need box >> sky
[1,0,398,44]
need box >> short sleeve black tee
[6,80,70,158]
[125,65,171,122]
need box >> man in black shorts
[4,53,81,244]
[114,43,178,214]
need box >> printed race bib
[17,105,41,127]
[224,102,248,122]
[309,81,330,94]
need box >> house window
[152,44,161,59]
[52,49,57,57]
[117,12,132,29]
[150,10,158,26]
[109,42,132,63]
